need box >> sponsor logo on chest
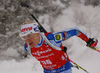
[32,48,52,56]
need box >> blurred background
[0,0,100,73]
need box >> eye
[28,34,31,38]
[28,34,33,38]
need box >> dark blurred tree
[0,0,71,60]
[85,0,100,7]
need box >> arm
[46,28,89,43]
[63,28,89,42]
[63,28,98,47]
[46,28,97,47]
[24,43,28,52]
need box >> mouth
[29,42,33,45]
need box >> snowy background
[0,0,100,73]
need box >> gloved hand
[86,38,98,47]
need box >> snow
[0,57,43,73]
[1,1,100,73]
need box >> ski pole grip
[20,2,29,8]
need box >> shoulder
[45,32,64,43]
[45,32,55,40]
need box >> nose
[25,39,31,44]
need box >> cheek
[31,37,37,42]
[24,38,34,43]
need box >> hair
[22,20,36,25]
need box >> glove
[86,38,98,47]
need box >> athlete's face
[24,33,40,48]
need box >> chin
[30,44,35,48]
[30,46,34,48]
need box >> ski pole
[70,60,89,73]
[20,2,47,33]
[65,47,89,73]
[87,46,100,53]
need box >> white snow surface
[0,2,100,73]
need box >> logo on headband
[34,26,39,32]
[20,23,39,34]
[21,27,32,32]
